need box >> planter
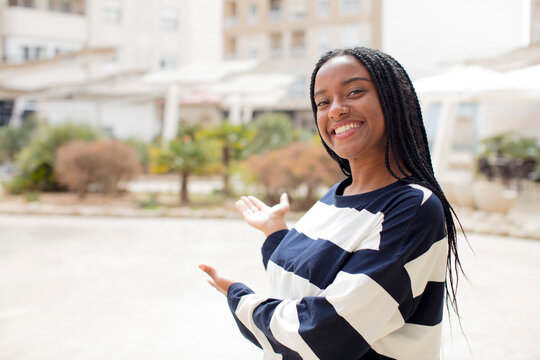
[472,180,516,214]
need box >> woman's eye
[348,89,363,96]
[316,100,329,107]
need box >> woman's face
[313,55,386,165]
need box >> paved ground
[0,214,538,360]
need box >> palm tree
[162,126,218,204]
[202,121,254,195]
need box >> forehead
[314,55,371,89]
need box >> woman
[200,47,463,359]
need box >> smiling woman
[200,47,465,360]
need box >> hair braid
[309,47,466,315]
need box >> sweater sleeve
[227,191,447,360]
[261,229,289,270]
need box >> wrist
[262,219,288,237]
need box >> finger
[234,200,251,216]
[199,264,218,280]
[242,196,260,212]
[247,196,268,211]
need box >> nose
[328,99,349,119]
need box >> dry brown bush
[55,140,141,198]
[248,141,343,208]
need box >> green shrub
[245,112,296,155]
[124,138,150,173]
[7,122,103,193]
[0,116,39,164]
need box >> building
[531,0,540,44]
[0,0,223,140]
[222,0,382,129]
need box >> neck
[344,153,406,195]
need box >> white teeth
[334,123,360,135]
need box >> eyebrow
[314,76,371,98]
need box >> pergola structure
[0,49,294,142]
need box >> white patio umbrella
[413,63,540,176]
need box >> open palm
[235,193,290,236]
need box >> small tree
[55,140,141,198]
[248,141,342,208]
[201,121,254,195]
[156,126,219,204]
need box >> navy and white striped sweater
[227,178,448,360]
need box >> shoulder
[374,182,447,258]
[356,181,440,216]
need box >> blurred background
[0,0,539,359]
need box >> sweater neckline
[334,177,407,207]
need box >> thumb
[280,193,289,206]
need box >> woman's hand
[235,193,290,237]
[199,264,236,296]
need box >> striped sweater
[227,178,448,360]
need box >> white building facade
[0,0,223,140]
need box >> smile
[332,122,362,135]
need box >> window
[341,24,360,48]
[341,23,371,48]
[364,0,372,16]
[161,8,178,31]
[340,0,360,15]
[247,3,257,25]
[102,0,122,23]
[268,0,282,21]
[102,53,119,73]
[269,33,283,59]
[291,30,306,57]
[289,0,307,20]
[225,37,237,59]
[290,72,306,96]
[34,46,43,59]
[49,0,71,13]
[224,1,237,27]
[318,34,330,55]
[248,40,259,59]
[160,54,177,70]
[22,46,30,61]
[316,0,330,18]
[19,45,44,61]
[452,104,478,152]
[424,104,441,149]
[8,0,34,7]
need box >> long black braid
[309,47,466,314]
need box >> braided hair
[309,47,465,313]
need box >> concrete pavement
[0,215,538,359]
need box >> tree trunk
[222,145,231,195]
[180,170,190,205]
